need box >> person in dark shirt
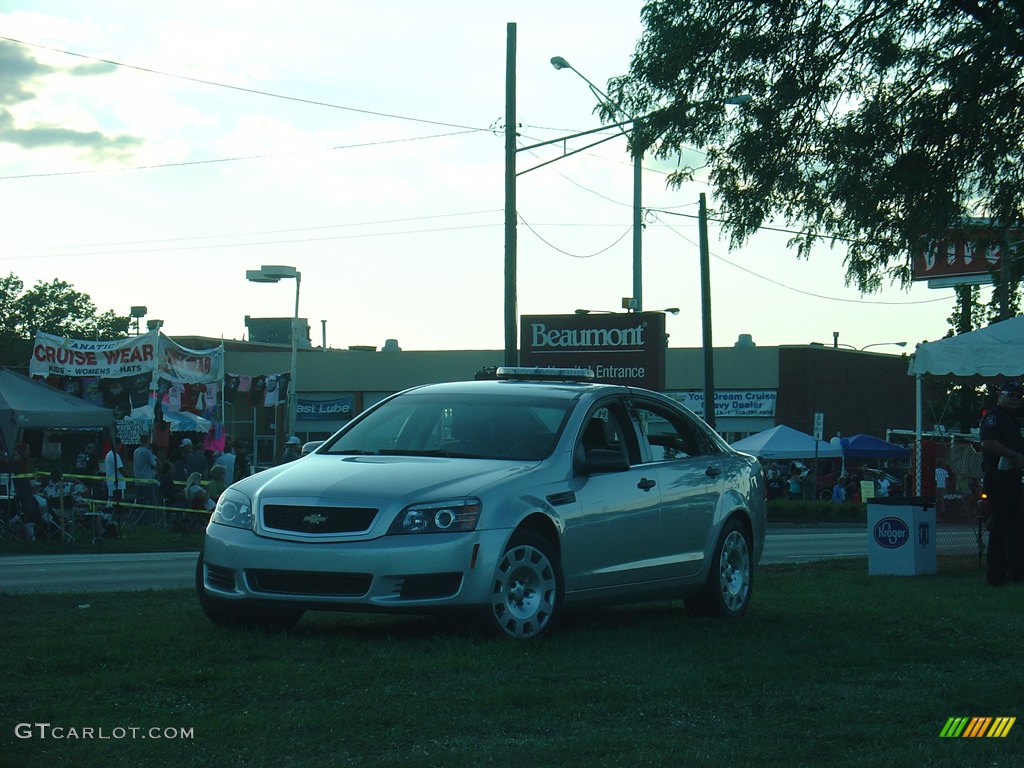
[979,379,1024,586]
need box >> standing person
[74,441,103,504]
[132,433,159,514]
[178,438,208,480]
[787,466,803,501]
[213,440,236,488]
[934,463,949,517]
[233,440,252,482]
[877,474,891,498]
[979,380,1024,586]
[103,436,126,534]
[278,435,301,465]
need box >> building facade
[175,336,916,467]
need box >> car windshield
[323,392,573,461]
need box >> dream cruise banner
[30,330,160,379]
[30,331,223,385]
[30,331,225,443]
[157,336,225,384]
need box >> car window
[630,400,718,461]
[578,402,640,466]
[323,392,573,461]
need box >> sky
[0,1,978,354]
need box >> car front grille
[262,504,378,534]
[247,569,372,597]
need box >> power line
[0,35,487,132]
[0,128,487,180]
[652,207,883,247]
[2,210,504,253]
[0,221,503,262]
[652,213,953,306]
[518,214,632,259]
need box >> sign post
[813,412,824,501]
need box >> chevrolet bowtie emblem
[303,513,329,525]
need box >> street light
[550,55,750,431]
[575,307,679,315]
[552,55,644,313]
[246,264,301,439]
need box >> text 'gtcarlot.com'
[15,723,195,741]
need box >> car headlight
[211,488,254,530]
[387,498,481,535]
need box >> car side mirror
[579,448,630,475]
[301,441,324,456]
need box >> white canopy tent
[907,315,1024,492]
[731,425,842,460]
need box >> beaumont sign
[520,313,666,390]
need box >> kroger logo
[873,517,910,549]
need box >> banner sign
[30,330,159,379]
[669,390,777,418]
[913,220,1023,286]
[519,312,667,390]
[297,396,354,421]
[157,336,224,384]
[30,331,223,385]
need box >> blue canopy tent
[841,433,910,460]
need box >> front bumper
[201,523,511,612]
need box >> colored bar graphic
[940,717,968,738]
[940,716,1015,738]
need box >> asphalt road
[0,528,870,595]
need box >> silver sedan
[197,368,766,639]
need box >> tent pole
[915,374,923,496]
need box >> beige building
[177,335,914,468]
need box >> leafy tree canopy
[608,0,1024,295]
[0,273,130,368]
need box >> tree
[608,0,1024,303]
[0,273,130,369]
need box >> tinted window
[578,403,640,465]
[324,392,573,461]
[631,400,718,461]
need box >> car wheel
[487,531,563,640]
[685,517,753,618]
[195,552,303,630]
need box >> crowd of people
[1,432,260,542]
[763,460,907,503]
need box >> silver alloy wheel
[490,541,558,639]
[718,529,751,614]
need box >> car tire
[486,530,563,640]
[195,552,303,631]
[685,517,753,619]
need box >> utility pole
[504,22,518,366]
[699,193,716,430]
[632,119,643,311]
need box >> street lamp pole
[552,55,644,311]
[246,265,301,440]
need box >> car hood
[235,454,537,506]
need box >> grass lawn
[1,558,1021,768]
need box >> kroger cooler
[867,498,937,576]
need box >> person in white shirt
[104,436,127,502]
[934,464,949,516]
[878,476,891,498]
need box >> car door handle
[637,478,657,492]
[705,465,722,478]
